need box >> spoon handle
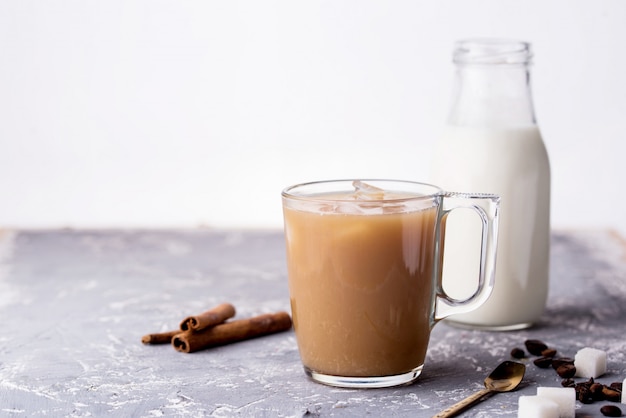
[431,387,492,418]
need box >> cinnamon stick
[172,311,292,353]
[141,330,180,345]
[179,302,236,332]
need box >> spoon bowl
[485,360,526,392]
[432,361,525,418]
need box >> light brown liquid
[284,195,439,377]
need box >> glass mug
[281,179,500,388]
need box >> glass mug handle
[433,192,500,322]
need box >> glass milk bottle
[431,39,550,330]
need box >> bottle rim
[453,38,532,65]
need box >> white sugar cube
[537,387,576,418]
[622,377,626,404]
[574,347,607,378]
[518,395,559,418]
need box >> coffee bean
[590,383,606,401]
[561,378,576,388]
[602,386,622,402]
[576,384,595,404]
[600,405,622,417]
[556,364,576,378]
[525,339,548,356]
[533,356,553,368]
[510,347,525,359]
[551,357,575,370]
[541,348,557,358]
[610,382,623,392]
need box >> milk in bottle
[431,39,550,330]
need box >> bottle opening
[454,39,532,65]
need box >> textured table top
[1,229,625,417]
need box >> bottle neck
[446,40,537,128]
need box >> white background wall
[1,1,625,233]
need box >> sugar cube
[537,387,575,418]
[518,395,559,418]
[574,347,607,378]
[622,377,626,404]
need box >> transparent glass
[448,39,536,127]
[282,179,500,388]
[432,39,551,331]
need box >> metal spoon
[432,361,526,418]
